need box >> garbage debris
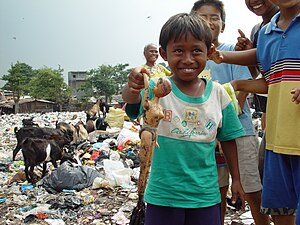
[0,111,262,224]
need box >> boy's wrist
[230,81,237,91]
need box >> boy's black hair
[159,13,212,52]
[191,0,226,23]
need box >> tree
[112,63,131,94]
[29,67,71,109]
[84,64,130,101]
[1,62,35,113]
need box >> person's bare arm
[221,140,245,209]
[231,78,268,94]
[235,29,253,51]
[235,29,260,79]
[209,45,257,66]
[236,91,248,110]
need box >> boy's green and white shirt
[126,77,244,208]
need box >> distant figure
[235,0,278,132]
[143,43,171,78]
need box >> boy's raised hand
[291,88,300,104]
[235,29,253,51]
[127,66,150,94]
[207,43,223,64]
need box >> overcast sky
[0,0,260,86]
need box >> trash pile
[0,111,258,225]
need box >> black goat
[21,134,69,183]
[13,127,70,161]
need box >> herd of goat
[13,99,110,183]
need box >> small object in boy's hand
[226,196,243,210]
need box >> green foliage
[1,62,35,102]
[1,61,130,109]
[29,67,71,103]
[84,63,130,100]
[112,64,131,93]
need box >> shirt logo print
[205,120,215,131]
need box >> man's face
[245,0,277,16]
[195,5,225,42]
[144,45,159,64]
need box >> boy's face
[144,45,159,64]
[159,32,208,82]
[194,5,224,42]
[269,0,300,8]
[245,0,277,16]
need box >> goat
[13,127,70,161]
[21,134,69,183]
[56,121,78,144]
[95,116,110,131]
[75,121,89,143]
[85,116,110,133]
[85,119,95,133]
[86,98,110,121]
[22,117,39,127]
[99,100,109,118]
[86,99,101,121]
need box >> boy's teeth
[253,3,263,9]
[184,69,194,72]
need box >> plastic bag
[117,122,140,149]
[103,159,132,187]
[105,107,126,128]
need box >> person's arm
[231,78,268,94]
[291,88,300,104]
[235,29,260,79]
[221,139,245,209]
[236,91,248,110]
[235,29,253,51]
[122,67,150,104]
[208,44,257,66]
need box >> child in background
[190,1,268,224]
[209,1,300,224]
[236,0,278,131]
[236,0,279,181]
[123,13,245,225]
[235,0,279,185]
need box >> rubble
[0,111,266,225]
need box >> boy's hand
[230,179,246,211]
[128,67,150,94]
[235,29,253,51]
[291,88,300,104]
[207,43,223,64]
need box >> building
[18,99,56,113]
[68,71,88,98]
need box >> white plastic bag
[103,159,132,187]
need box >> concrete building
[68,71,88,98]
